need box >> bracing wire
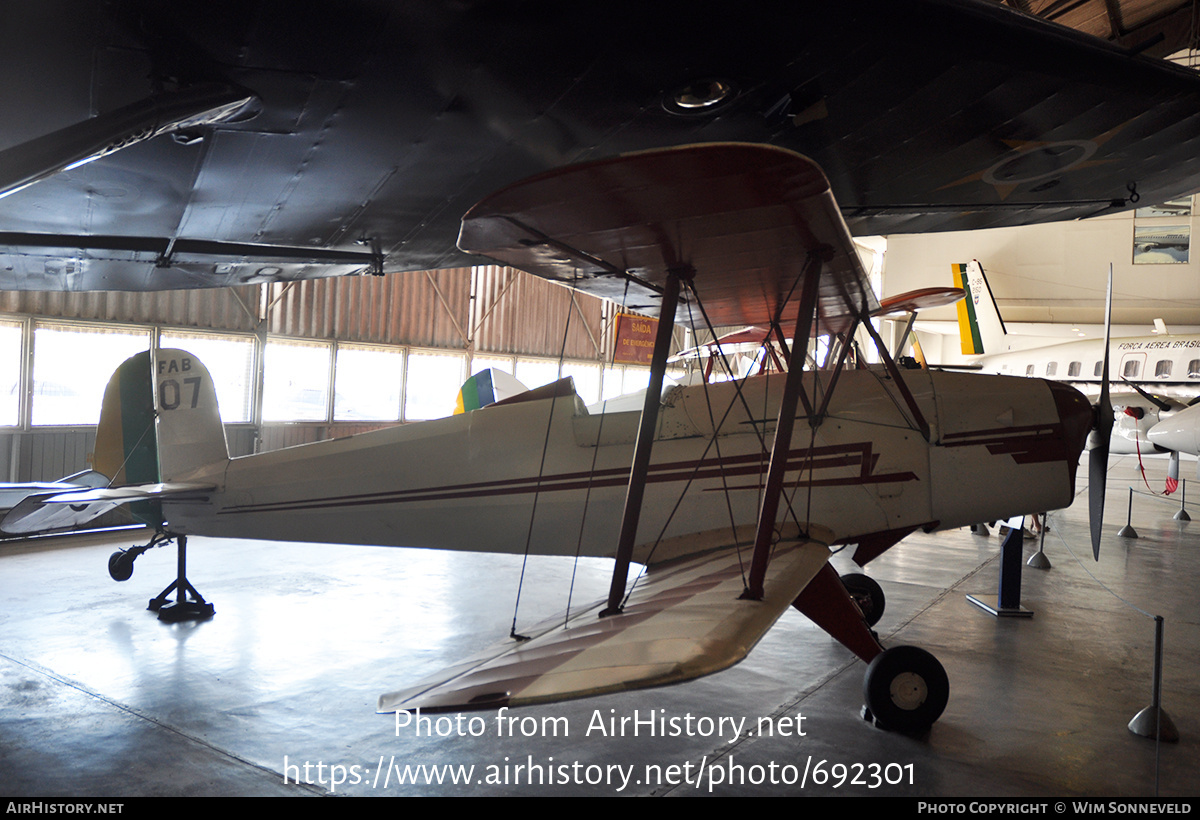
[508,274,577,641]
[563,279,632,627]
[621,283,752,597]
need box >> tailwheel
[108,550,136,582]
[862,645,948,733]
[106,532,170,583]
[840,572,885,627]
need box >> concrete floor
[1,454,1197,797]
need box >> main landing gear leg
[793,563,948,733]
[108,532,214,622]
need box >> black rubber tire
[863,645,949,733]
[108,550,134,582]
[841,572,885,627]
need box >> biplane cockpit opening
[0,144,1095,733]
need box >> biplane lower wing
[378,538,829,713]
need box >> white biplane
[2,144,1095,732]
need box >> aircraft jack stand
[147,535,215,623]
[967,516,1033,618]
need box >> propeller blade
[1089,265,1114,561]
[1120,378,1173,412]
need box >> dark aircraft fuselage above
[2,0,1200,292]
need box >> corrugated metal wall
[0,288,260,332]
[261,267,475,348]
[470,265,606,360]
[0,266,612,360]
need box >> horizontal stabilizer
[0,470,109,511]
[378,538,828,713]
[0,482,214,535]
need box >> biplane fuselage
[160,367,1090,565]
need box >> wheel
[108,550,134,582]
[862,645,949,733]
[841,572,885,627]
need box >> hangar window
[1068,361,1081,377]
[1156,360,1173,378]
[1045,362,1058,376]
[404,351,465,420]
[160,331,255,424]
[0,321,21,426]
[603,366,652,400]
[1123,360,1141,379]
[334,345,404,421]
[262,339,332,422]
[515,358,562,390]
[561,362,602,405]
[31,324,150,425]
[471,356,515,376]
[1190,360,1200,378]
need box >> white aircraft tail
[1,349,230,534]
[952,260,1007,355]
[91,349,228,528]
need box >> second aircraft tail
[953,260,1007,356]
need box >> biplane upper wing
[379,538,828,712]
[458,143,876,331]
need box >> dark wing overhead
[458,144,877,330]
[4,0,1200,291]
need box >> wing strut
[601,267,688,616]
[744,252,825,600]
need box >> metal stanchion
[1128,616,1179,742]
[1173,479,1190,522]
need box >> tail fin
[95,348,228,485]
[953,260,1007,355]
[1,349,225,535]
[94,351,159,486]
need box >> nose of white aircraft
[1148,404,1200,455]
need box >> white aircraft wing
[0,483,215,535]
[378,538,828,712]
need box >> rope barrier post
[1117,486,1139,539]
[1027,516,1051,569]
[1173,479,1190,522]
[1128,615,1179,743]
